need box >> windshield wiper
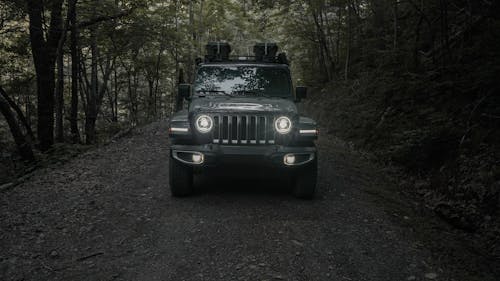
[196,89,233,97]
[232,90,288,99]
[232,90,260,96]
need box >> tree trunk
[0,86,35,141]
[152,46,164,120]
[69,0,81,143]
[345,2,352,80]
[393,0,398,52]
[85,24,98,144]
[187,0,197,83]
[24,94,32,131]
[336,5,342,66]
[27,0,64,151]
[198,0,205,54]
[311,6,333,81]
[413,0,424,69]
[0,92,34,161]
[97,55,114,118]
[112,67,118,122]
[107,67,118,123]
[55,47,65,142]
[148,79,154,120]
[54,1,74,143]
[439,0,450,64]
[173,1,182,114]
[175,68,185,112]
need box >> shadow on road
[194,171,292,198]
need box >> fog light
[192,153,204,164]
[284,154,296,165]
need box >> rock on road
[0,121,492,281]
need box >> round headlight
[195,115,213,133]
[274,116,292,134]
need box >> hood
[189,97,297,114]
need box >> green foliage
[301,4,500,233]
[1,0,499,236]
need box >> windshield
[194,65,292,98]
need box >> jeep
[168,42,318,198]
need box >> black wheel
[292,158,317,199]
[169,157,194,197]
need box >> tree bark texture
[0,87,34,161]
[27,0,64,151]
[0,86,34,141]
[70,0,81,144]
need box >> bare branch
[77,9,135,29]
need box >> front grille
[212,114,276,145]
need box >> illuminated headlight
[274,116,292,134]
[195,115,213,133]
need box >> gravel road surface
[0,121,495,281]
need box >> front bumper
[171,144,316,168]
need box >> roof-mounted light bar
[205,42,232,62]
[202,42,289,65]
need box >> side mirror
[178,84,191,100]
[296,86,307,101]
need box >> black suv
[168,43,318,198]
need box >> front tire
[292,159,317,199]
[169,157,194,197]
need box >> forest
[1,0,500,278]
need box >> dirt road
[0,121,495,281]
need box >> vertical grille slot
[213,115,220,143]
[222,116,229,143]
[240,116,247,143]
[269,116,276,144]
[249,116,256,143]
[258,116,266,143]
[231,116,238,143]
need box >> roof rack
[202,42,289,65]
